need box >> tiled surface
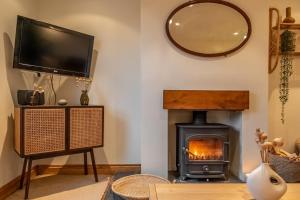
[168,171,243,183]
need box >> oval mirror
[166,0,252,57]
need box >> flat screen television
[13,16,94,77]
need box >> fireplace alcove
[163,90,250,181]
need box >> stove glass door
[187,138,224,161]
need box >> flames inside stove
[188,139,224,161]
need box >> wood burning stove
[176,111,230,180]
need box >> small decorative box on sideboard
[14,105,104,199]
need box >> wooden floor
[149,184,300,200]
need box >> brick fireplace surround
[163,90,249,181]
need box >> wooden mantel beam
[163,90,249,111]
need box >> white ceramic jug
[247,163,287,200]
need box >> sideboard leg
[24,158,32,200]
[20,158,28,189]
[90,149,98,182]
[84,152,88,175]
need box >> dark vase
[80,90,89,105]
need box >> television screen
[13,16,94,77]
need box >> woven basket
[269,154,300,183]
[111,174,170,200]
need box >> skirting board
[0,166,38,200]
[36,164,141,175]
[0,164,141,200]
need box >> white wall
[140,0,269,179]
[34,0,141,166]
[0,0,38,188]
[0,0,141,188]
[269,0,300,153]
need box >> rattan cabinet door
[70,107,103,149]
[24,108,66,155]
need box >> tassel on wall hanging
[279,29,296,124]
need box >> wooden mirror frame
[165,0,252,57]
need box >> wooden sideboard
[14,105,104,199]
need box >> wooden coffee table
[149,184,300,200]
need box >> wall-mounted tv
[13,16,94,77]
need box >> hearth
[176,111,230,180]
